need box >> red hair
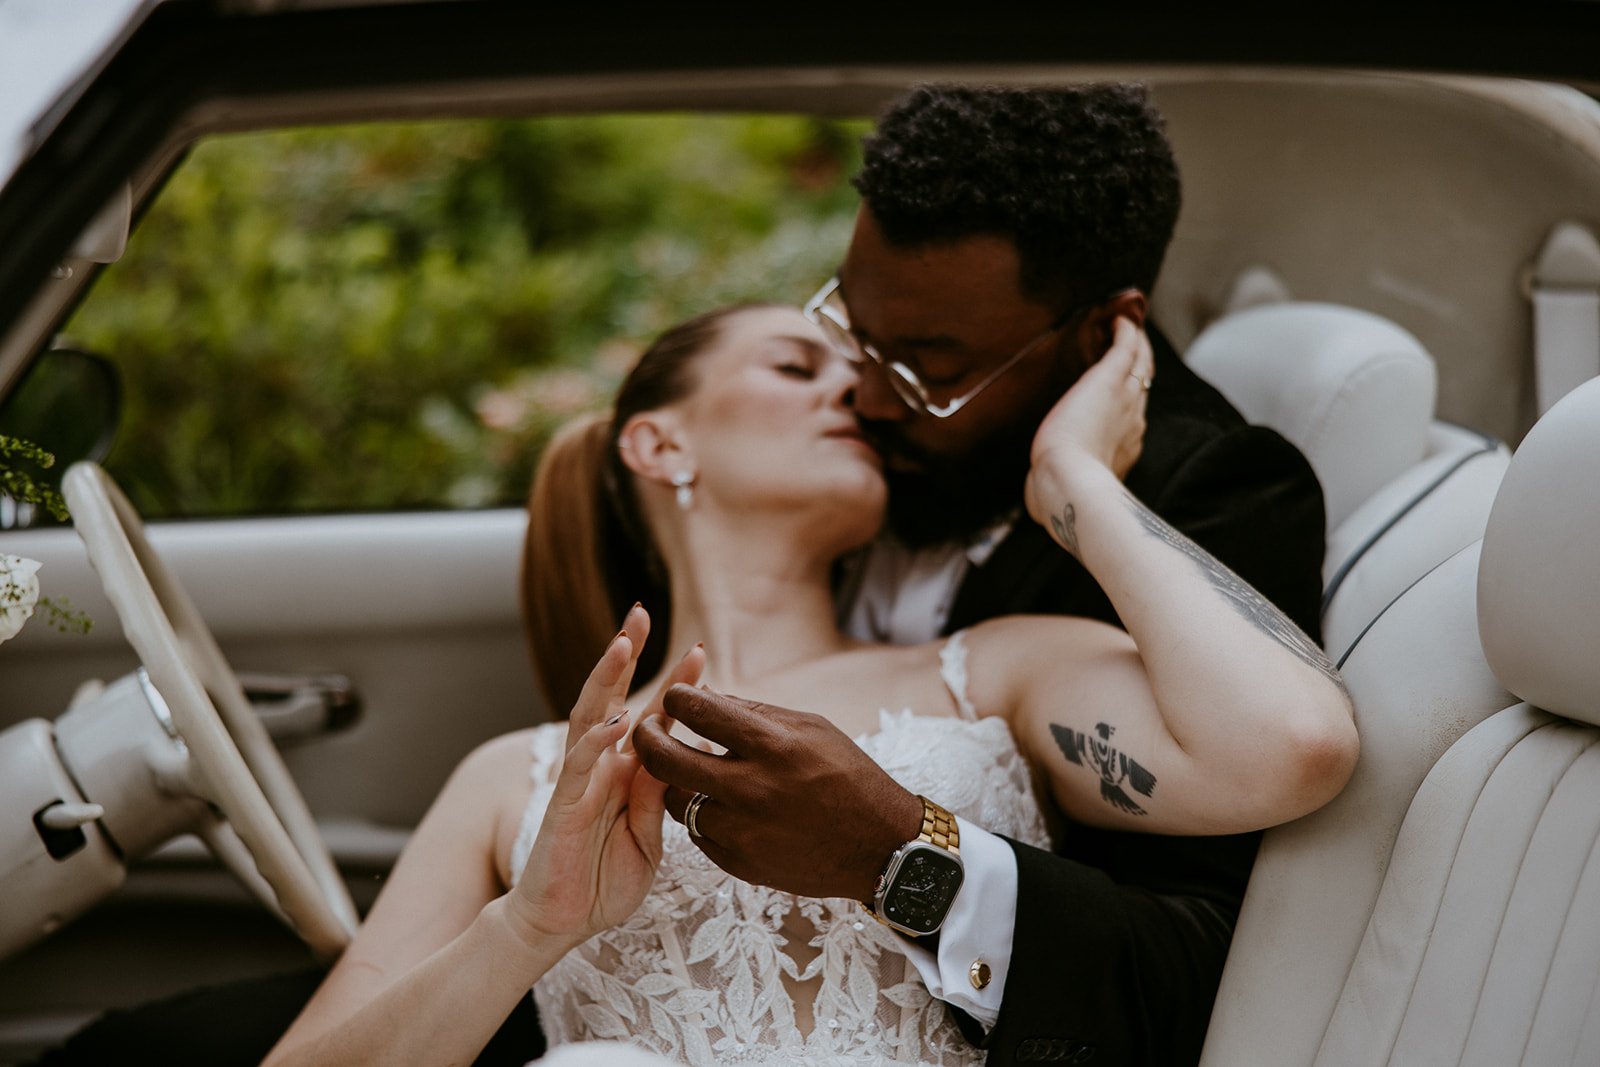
[521,304,780,714]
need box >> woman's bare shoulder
[955,615,1137,711]
[454,726,562,783]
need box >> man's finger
[664,784,723,843]
[660,684,785,752]
[689,835,754,886]
[625,642,704,756]
[662,783,694,826]
[632,710,738,798]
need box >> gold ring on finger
[685,792,710,839]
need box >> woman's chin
[826,493,888,555]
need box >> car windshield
[60,114,868,519]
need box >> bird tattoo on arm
[1051,722,1157,816]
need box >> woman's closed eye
[776,362,816,379]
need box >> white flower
[1,555,42,643]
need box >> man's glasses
[803,276,1090,419]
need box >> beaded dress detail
[512,631,1051,1066]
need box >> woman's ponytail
[522,413,618,717]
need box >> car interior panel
[1184,300,1515,660]
[1202,376,1600,1066]
[6,3,1600,1063]
[1319,424,1510,662]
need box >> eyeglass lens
[812,289,931,413]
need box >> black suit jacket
[947,327,1327,1067]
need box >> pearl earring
[672,470,695,510]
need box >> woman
[265,304,1356,1067]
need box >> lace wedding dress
[511,633,1052,1067]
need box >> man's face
[837,207,1090,545]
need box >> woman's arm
[264,608,700,1067]
[979,320,1357,835]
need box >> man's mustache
[857,418,932,473]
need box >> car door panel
[0,507,542,1059]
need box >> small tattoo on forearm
[1051,722,1156,816]
[1051,503,1080,557]
[1125,499,1348,694]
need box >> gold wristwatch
[864,795,965,936]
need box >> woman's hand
[508,608,705,951]
[1025,317,1154,544]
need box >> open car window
[61,114,867,519]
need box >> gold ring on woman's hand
[1129,372,1152,391]
[685,792,710,838]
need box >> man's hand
[632,686,924,901]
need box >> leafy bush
[63,114,867,518]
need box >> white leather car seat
[1185,303,1511,660]
[1199,375,1600,1066]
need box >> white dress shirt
[839,522,1021,1028]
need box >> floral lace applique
[512,692,1049,1067]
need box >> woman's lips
[826,425,885,462]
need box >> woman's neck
[647,511,859,697]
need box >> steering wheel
[62,461,358,960]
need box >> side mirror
[0,347,121,528]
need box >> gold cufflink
[969,959,992,990]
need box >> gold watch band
[916,794,960,856]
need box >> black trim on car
[1320,429,1504,619]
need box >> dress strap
[938,629,980,722]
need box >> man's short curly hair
[852,84,1181,306]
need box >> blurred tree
[62,114,866,518]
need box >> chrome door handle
[237,672,360,746]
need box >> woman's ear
[615,411,692,486]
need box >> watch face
[882,845,965,935]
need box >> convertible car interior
[1203,375,1600,1066]
[3,4,1600,1064]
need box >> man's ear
[615,411,692,486]
[1072,289,1148,366]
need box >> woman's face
[677,306,887,546]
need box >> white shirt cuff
[895,817,1017,1029]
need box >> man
[633,84,1326,1067]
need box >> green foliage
[0,434,68,521]
[34,595,93,635]
[0,436,91,634]
[63,114,868,518]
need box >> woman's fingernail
[606,711,627,726]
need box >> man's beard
[868,413,1044,549]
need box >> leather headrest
[1478,376,1600,725]
[1186,303,1437,529]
